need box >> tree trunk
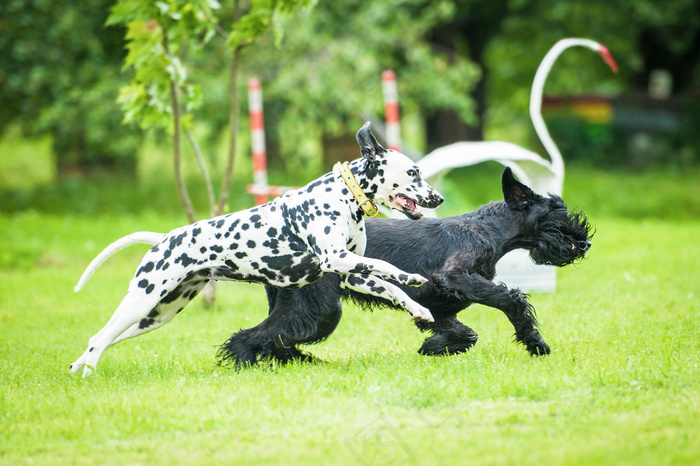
[424,0,507,149]
[203,0,243,309]
[214,0,243,218]
[635,27,700,94]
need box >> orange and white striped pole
[248,77,268,205]
[382,70,401,152]
[246,78,296,205]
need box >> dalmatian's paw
[69,361,85,375]
[406,303,434,322]
[69,358,96,377]
[398,273,429,287]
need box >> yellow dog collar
[337,161,379,218]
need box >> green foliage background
[5,0,700,181]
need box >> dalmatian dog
[70,122,444,376]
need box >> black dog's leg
[217,327,264,367]
[218,303,330,367]
[433,270,550,356]
[218,275,343,367]
[415,315,479,356]
[266,283,343,364]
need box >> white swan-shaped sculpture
[416,38,618,198]
[403,38,617,292]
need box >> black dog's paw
[526,339,551,356]
[271,345,320,365]
[418,327,478,356]
[516,329,551,356]
[418,337,452,356]
[276,352,318,365]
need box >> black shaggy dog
[218,168,592,366]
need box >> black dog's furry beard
[531,209,593,267]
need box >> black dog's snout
[575,239,591,253]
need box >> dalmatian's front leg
[340,274,434,322]
[320,250,427,287]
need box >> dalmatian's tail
[74,232,164,292]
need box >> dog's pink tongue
[398,195,419,214]
[405,197,417,213]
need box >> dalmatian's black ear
[356,121,387,163]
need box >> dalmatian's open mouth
[393,194,423,220]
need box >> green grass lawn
[1,156,699,464]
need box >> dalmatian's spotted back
[70,122,443,376]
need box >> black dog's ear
[502,167,536,209]
[356,121,387,162]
